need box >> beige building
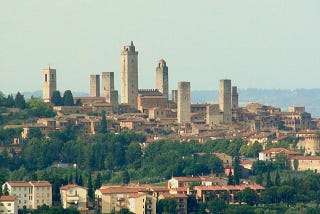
[90,74,100,97]
[171,90,178,103]
[2,181,52,209]
[95,186,150,214]
[60,184,87,211]
[231,86,239,109]
[168,177,202,189]
[42,67,57,102]
[158,193,187,214]
[296,130,320,155]
[0,196,18,214]
[177,81,191,124]
[289,156,320,173]
[128,193,156,214]
[219,79,232,124]
[156,59,169,98]
[121,41,138,108]
[137,89,168,114]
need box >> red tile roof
[160,193,187,198]
[60,184,87,190]
[0,196,16,201]
[260,148,301,155]
[99,186,146,194]
[7,182,32,187]
[30,181,52,187]
[171,177,202,182]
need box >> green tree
[63,90,74,106]
[233,156,241,185]
[238,187,258,206]
[227,169,233,185]
[126,142,142,168]
[158,198,177,214]
[187,195,198,213]
[266,171,273,188]
[256,172,263,185]
[75,99,82,106]
[122,170,130,185]
[78,174,83,186]
[27,128,44,140]
[5,94,15,107]
[293,159,299,171]
[3,184,9,196]
[51,90,63,106]
[207,198,226,213]
[99,112,108,133]
[14,92,26,109]
[275,170,281,186]
[87,172,94,200]
[28,97,56,117]
[274,152,287,169]
[94,173,102,190]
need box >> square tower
[177,81,191,124]
[101,72,115,102]
[231,86,239,109]
[43,67,57,102]
[120,41,138,108]
[219,79,232,124]
[90,74,100,97]
[156,59,168,98]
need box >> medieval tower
[156,59,168,98]
[101,72,114,102]
[90,74,100,97]
[177,81,191,124]
[120,41,138,108]
[231,86,239,109]
[42,67,57,102]
[219,79,232,124]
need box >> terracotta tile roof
[194,184,264,192]
[0,196,16,201]
[260,148,301,155]
[7,182,32,187]
[160,193,187,198]
[60,184,87,190]
[171,177,202,182]
[30,181,52,187]
[99,186,146,194]
[289,156,320,160]
[149,186,169,192]
[128,193,146,198]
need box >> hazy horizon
[1,1,319,94]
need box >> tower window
[45,74,47,82]
[132,60,134,63]
[51,74,54,80]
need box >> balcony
[66,195,80,204]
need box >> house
[128,193,156,214]
[2,181,52,209]
[288,156,320,173]
[95,186,151,214]
[0,196,18,214]
[60,184,87,211]
[158,193,187,214]
[168,177,202,189]
[258,148,301,161]
[194,184,264,203]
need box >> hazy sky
[1,1,319,94]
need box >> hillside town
[1,42,320,214]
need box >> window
[0,203,3,206]
[7,203,11,206]
[45,74,47,82]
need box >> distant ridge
[19,89,320,118]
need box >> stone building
[90,74,100,97]
[206,104,222,126]
[137,89,167,114]
[177,82,191,124]
[231,86,239,109]
[121,41,138,108]
[219,79,232,124]
[156,59,169,98]
[101,72,119,112]
[172,90,178,103]
[42,67,57,102]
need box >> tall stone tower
[177,81,191,124]
[219,79,232,124]
[172,90,178,103]
[90,74,100,97]
[156,59,168,98]
[42,67,57,102]
[231,86,239,109]
[120,41,138,108]
[101,72,114,102]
